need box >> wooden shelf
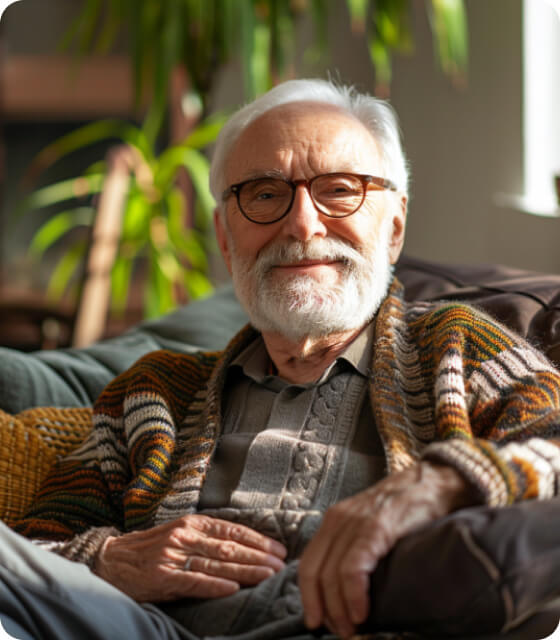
[0,54,143,120]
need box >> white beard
[228,216,394,342]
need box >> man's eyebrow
[241,169,287,181]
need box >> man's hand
[298,461,478,639]
[94,514,287,602]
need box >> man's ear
[214,208,233,275]
[388,194,407,265]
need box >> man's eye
[255,191,277,200]
[321,183,359,196]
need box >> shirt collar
[229,319,375,385]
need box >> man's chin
[264,271,339,296]
[270,283,339,314]
[247,289,356,340]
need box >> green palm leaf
[29,208,94,257]
[46,240,89,301]
[20,175,104,214]
[25,120,150,185]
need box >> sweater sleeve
[417,304,560,506]
[14,349,208,566]
[13,371,132,563]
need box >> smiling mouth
[274,259,341,269]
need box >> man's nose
[279,184,327,241]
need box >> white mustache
[255,238,366,272]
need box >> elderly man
[2,78,560,640]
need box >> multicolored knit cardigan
[14,279,560,567]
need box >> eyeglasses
[222,172,397,225]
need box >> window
[519,0,560,216]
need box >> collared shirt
[198,321,386,514]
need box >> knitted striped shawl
[15,280,560,567]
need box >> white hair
[209,78,409,204]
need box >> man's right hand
[94,514,287,602]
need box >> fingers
[320,579,355,638]
[298,552,324,631]
[342,567,369,625]
[179,554,276,585]
[174,518,286,573]
[334,502,401,628]
[337,532,384,627]
[190,516,287,559]
[299,506,377,639]
[162,568,241,600]
[182,534,286,573]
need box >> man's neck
[260,327,366,384]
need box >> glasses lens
[311,174,365,216]
[239,179,292,223]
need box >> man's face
[215,102,407,341]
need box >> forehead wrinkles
[226,104,380,182]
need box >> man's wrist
[420,460,482,511]
[93,534,117,578]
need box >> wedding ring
[183,556,193,572]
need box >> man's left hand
[298,461,478,639]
